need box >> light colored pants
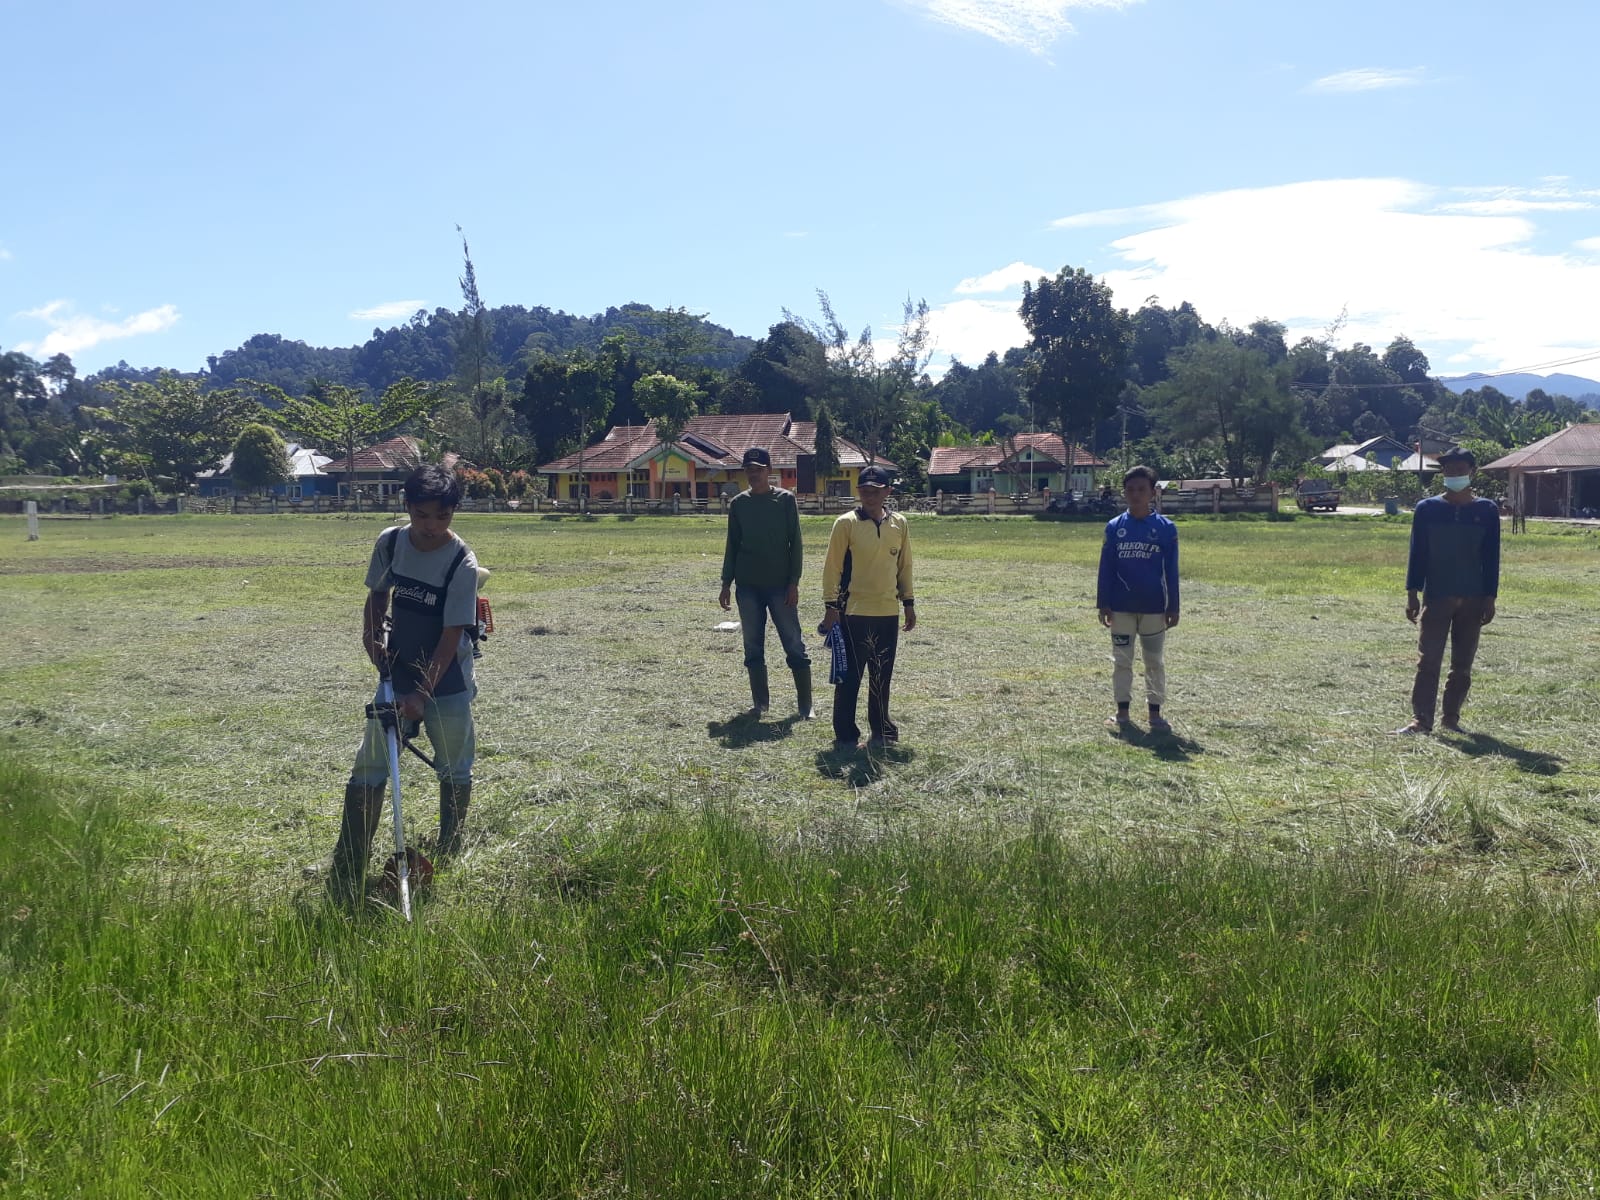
[1110,612,1167,706]
[349,685,476,786]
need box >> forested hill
[174,303,757,396]
[1440,371,1600,406]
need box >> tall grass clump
[5,755,1600,1197]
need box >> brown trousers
[1410,596,1489,729]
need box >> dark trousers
[833,615,899,744]
[1411,595,1489,728]
[735,584,810,671]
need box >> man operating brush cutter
[327,465,483,909]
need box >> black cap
[1439,446,1476,468]
[742,446,771,468]
[858,465,891,487]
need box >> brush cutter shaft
[375,677,413,921]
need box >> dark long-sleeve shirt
[1097,511,1179,614]
[721,487,803,589]
[1406,495,1500,599]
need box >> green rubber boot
[747,666,770,716]
[793,664,815,720]
[328,781,385,905]
[438,780,472,861]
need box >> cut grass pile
[5,754,1600,1197]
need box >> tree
[1147,340,1298,485]
[1018,266,1130,458]
[231,423,291,493]
[453,227,514,466]
[1352,410,1392,441]
[517,351,614,468]
[784,292,932,461]
[813,403,840,483]
[735,321,826,417]
[634,372,703,444]
[258,378,435,507]
[87,373,262,488]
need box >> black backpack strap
[382,524,403,568]
[441,544,470,595]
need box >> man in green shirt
[719,447,812,718]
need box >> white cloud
[1440,199,1593,216]
[896,0,1140,55]
[954,261,1050,294]
[1043,178,1600,373]
[926,299,1029,366]
[349,300,425,322]
[1578,236,1600,253]
[1052,202,1166,230]
[1308,67,1427,93]
[0,244,12,261]
[15,300,180,358]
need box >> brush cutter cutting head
[379,846,435,905]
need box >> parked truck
[1295,479,1342,512]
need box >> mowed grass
[1,512,1597,880]
[4,513,1600,1195]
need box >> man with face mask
[1396,447,1501,735]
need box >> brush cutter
[366,667,436,920]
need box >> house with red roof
[538,414,891,501]
[1484,423,1600,517]
[319,435,465,502]
[926,433,1107,495]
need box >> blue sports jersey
[1096,511,1180,614]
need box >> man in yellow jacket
[819,465,916,748]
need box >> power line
[1436,348,1600,383]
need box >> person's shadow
[1442,731,1563,776]
[706,711,800,749]
[815,740,915,786]
[1108,723,1204,764]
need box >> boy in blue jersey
[1096,465,1180,733]
[1395,447,1500,735]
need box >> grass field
[4,511,1600,1195]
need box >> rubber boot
[328,781,385,905]
[438,779,472,861]
[747,666,770,716]
[793,664,815,720]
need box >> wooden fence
[154,485,1277,518]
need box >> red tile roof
[927,433,1107,477]
[538,414,894,474]
[320,436,466,476]
[322,435,423,475]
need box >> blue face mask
[1442,474,1472,492]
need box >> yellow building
[539,414,892,501]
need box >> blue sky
[5,0,1599,382]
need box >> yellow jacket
[822,509,914,617]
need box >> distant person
[328,464,480,904]
[1396,447,1500,735]
[1097,464,1180,733]
[719,447,811,718]
[819,465,916,749]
